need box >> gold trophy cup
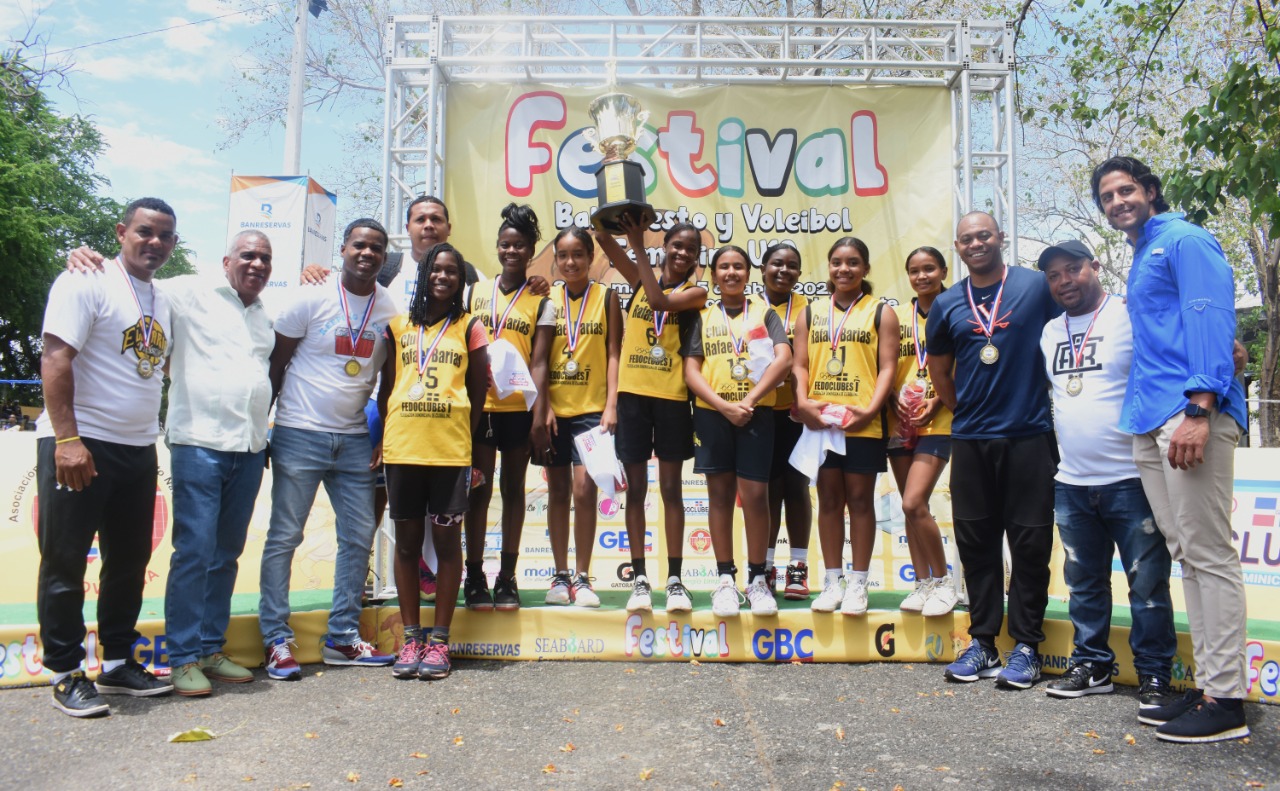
[583,92,657,233]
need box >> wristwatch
[1184,404,1211,419]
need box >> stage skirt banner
[2,433,1278,703]
[442,83,953,303]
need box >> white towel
[573,425,626,499]
[788,423,845,485]
[488,338,538,410]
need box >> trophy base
[591,159,656,234]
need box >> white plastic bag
[745,324,775,384]
[487,338,538,410]
[573,425,627,499]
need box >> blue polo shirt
[925,265,1061,440]
[1123,212,1246,434]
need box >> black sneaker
[1155,698,1250,743]
[492,575,521,611]
[52,671,110,718]
[94,660,173,697]
[1138,675,1175,710]
[1138,688,1203,726]
[463,573,494,611]
[1045,662,1113,699]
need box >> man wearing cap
[1036,240,1178,708]
[1091,155,1250,744]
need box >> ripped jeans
[1054,478,1177,680]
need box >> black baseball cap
[1036,239,1094,270]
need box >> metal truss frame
[372,14,1016,597]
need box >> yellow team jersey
[548,282,610,418]
[382,312,475,466]
[805,293,884,439]
[767,292,808,411]
[691,294,775,411]
[889,300,952,437]
[469,279,547,413]
[618,282,688,402]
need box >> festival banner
[443,84,955,302]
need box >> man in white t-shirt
[259,218,400,679]
[1037,239,1177,708]
[36,197,179,717]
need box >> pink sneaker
[420,641,452,680]
[418,559,437,602]
[321,638,394,666]
[392,638,425,679]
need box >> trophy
[583,92,657,234]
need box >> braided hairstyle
[408,243,467,327]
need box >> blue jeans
[258,426,376,647]
[1054,478,1176,679]
[165,444,266,667]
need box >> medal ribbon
[417,315,453,380]
[911,299,928,372]
[719,298,749,358]
[116,257,156,353]
[1065,295,1109,369]
[964,269,1008,341]
[489,279,529,340]
[827,292,864,355]
[782,293,793,334]
[338,280,377,358]
[652,281,686,340]
[563,282,592,355]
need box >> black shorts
[886,434,952,461]
[473,410,534,452]
[385,464,471,520]
[770,409,804,479]
[540,412,602,468]
[820,435,888,474]
[615,392,694,463]
[692,406,774,482]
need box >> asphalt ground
[3,660,1275,790]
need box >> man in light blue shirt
[1091,156,1249,744]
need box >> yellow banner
[443,84,955,301]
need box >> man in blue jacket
[1091,156,1250,744]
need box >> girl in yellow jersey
[681,246,793,617]
[761,243,813,600]
[594,214,707,614]
[888,246,958,617]
[377,244,489,680]
[793,237,899,617]
[537,227,623,608]
[463,204,556,612]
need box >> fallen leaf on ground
[1092,749,1106,755]
[408,752,428,759]
[1246,781,1264,788]
[452,737,464,746]
[180,775,197,784]
[639,768,654,781]
[542,764,557,774]
[934,766,950,772]
[835,727,846,741]
[388,779,403,788]
[624,668,636,674]
[168,727,216,743]
[572,708,580,715]
[1123,734,1136,745]
[689,659,701,666]
[1083,730,1100,739]
[346,772,360,782]
[315,672,324,677]
[943,691,955,697]
[241,778,254,783]
[836,696,846,702]
[889,708,900,714]
[560,742,576,752]
[450,708,460,715]
[563,717,575,723]
[828,783,845,791]
[614,724,624,732]
[713,717,726,727]
[416,771,429,776]
[305,732,318,739]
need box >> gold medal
[731,361,748,382]
[650,345,666,362]
[825,355,843,376]
[564,358,580,376]
[979,343,999,365]
[407,381,426,401]
[1065,374,1083,397]
[344,358,361,377]
[136,358,154,379]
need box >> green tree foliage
[0,47,194,403]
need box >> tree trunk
[1260,239,1280,447]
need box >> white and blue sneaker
[996,643,1043,689]
[944,639,1002,683]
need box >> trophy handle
[633,110,650,141]
[582,127,599,146]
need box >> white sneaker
[921,575,960,616]
[745,579,778,616]
[664,580,693,613]
[711,580,743,617]
[899,578,936,613]
[811,576,844,612]
[545,571,572,605]
[570,574,601,608]
[840,577,869,616]
[626,577,654,612]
